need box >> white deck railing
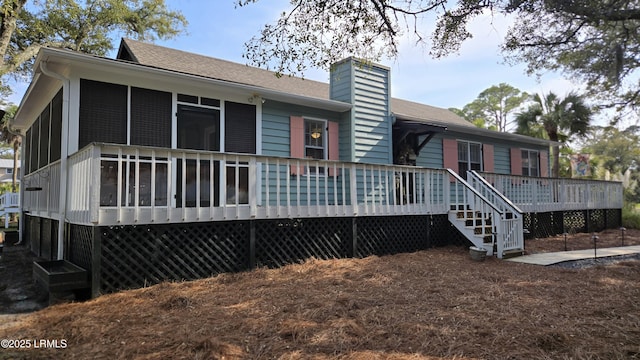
[22,160,61,218]
[20,144,625,227]
[47,143,450,226]
[0,192,20,228]
[479,172,624,213]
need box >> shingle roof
[118,39,474,129]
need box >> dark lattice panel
[67,224,94,272]
[526,212,560,238]
[522,213,534,240]
[430,215,469,247]
[552,212,565,234]
[356,216,430,257]
[255,218,351,268]
[100,222,249,293]
[588,209,606,232]
[606,209,622,229]
[563,210,586,233]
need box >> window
[522,150,540,177]
[305,119,326,174]
[6,168,13,175]
[458,141,482,176]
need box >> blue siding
[494,144,510,174]
[330,59,391,165]
[261,101,346,159]
[416,136,442,169]
[353,65,391,164]
[330,62,353,103]
[415,131,550,175]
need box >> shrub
[622,204,640,229]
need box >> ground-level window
[6,168,13,175]
[458,141,482,176]
[305,118,327,174]
[522,149,540,177]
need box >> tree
[459,83,528,132]
[239,0,640,112]
[515,92,593,177]
[0,0,186,92]
[581,126,640,175]
[0,104,19,192]
[449,107,497,130]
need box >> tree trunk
[0,0,28,73]
[551,145,560,178]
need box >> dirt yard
[1,229,639,359]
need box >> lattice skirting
[53,215,468,295]
[524,209,621,238]
[28,209,623,296]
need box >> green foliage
[580,126,640,175]
[241,0,640,114]
[1,0,187,89]
[0,182,17,194]
[622,204,640,229]
[515,91,594,177]
[459,83,528,132]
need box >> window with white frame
[521,149,540,177]
[458,141,482,177]
[305,118,327,174]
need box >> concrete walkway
[506,245,640,266]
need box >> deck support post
[91,226,102,298]
[351,218,357,258]
[585,210,591,233]
[248,220,256,269]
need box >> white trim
[456,139,483,172]
[520,148,540,177]
[303,117,328,176]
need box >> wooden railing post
[350,164,358,216]
[249,157,257,218]
[89,145,101,224]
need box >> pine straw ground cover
[1,230,640,359]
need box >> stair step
[501,249,524,259]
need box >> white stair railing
[446,169,504,257]
[467,171,524,257]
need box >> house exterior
[13,39,623,296]
[0,159,20,184]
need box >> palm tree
[515,92,593,177]
[0,105,21,193]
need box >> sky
[9,0,583,121]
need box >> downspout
[39,61,69,260]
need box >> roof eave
[446,123,559,146]
[16,48,352,127]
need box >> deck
[21,143,623,227]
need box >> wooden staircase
[446,170,524,259]
[449,205,496,255]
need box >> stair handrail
[468,170,524,258]
[446,169,504,215]
[468,170,523,215]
